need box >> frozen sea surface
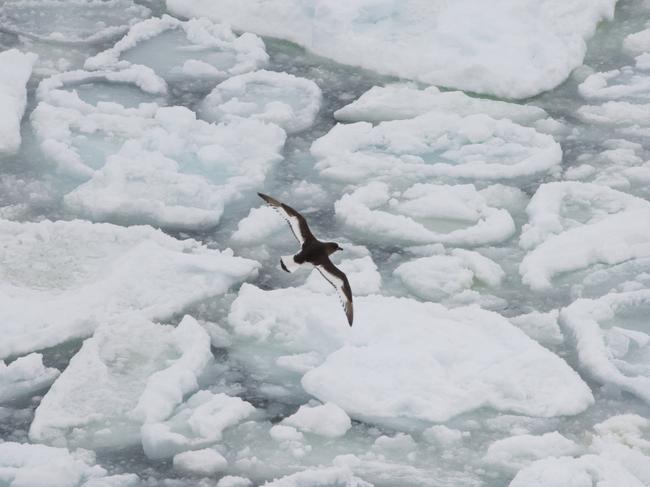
[1,0,650,486]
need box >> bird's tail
[280,255,300,273]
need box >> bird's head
[326,242,344,254]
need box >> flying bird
[258,192,353,326]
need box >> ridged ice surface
[1,1,650,486]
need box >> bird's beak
[338,247,344,251]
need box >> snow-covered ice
[29,315,213,449]
[167,0,617,99]
[335,182,516,247]
[0,49,37,156]
[520,182,650,290]
[85,15,268,89]
[561,289,650,404]
[0,218,259,359]
[0,353,59,404]
[281,402,351,438]
[200,70,322,134]
[0,0,151,44]
[141,390,256,459]
[483,432,580,472]
[312,112,562,183]
[229,284,594,426]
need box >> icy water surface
[1,0,650,486]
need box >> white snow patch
[167,0,617,99]
[484,432,580,472]
[282,403,352,438]
[0,49,37,156]
[0,218,259,359]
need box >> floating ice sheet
[519,182,650,289]
[0,49,37,156]
[85,15,268,89]
[561,290,650,404]
[200,70,322,134]
[312,113,562,183]
[228,285,593,426]
[334,182,515,247]
[0,0,151,44]
[0,218,259,359]
[29,315,213,449]
[167,0,617,99]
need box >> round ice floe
[334,83,550,127]
[0,49,37,156]
[263,466,372,487]
[37,66,168,107]
[200,70,322,133]
[509,455,644,487]
[228,284,593,426]
[85,15,268,87]
[0,218,259,359]
[0,0,150,44]
[335,182,515,247]
[312,112,562,183]
[0,442,110,487]
[394,249,504,301]
[0,353,60,404]
[519,182,650,290]
[561,290,650,405]
[577,101,650,131]
[29,315,212,449]
[141,390,256,459]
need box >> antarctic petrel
[258,192,353,326]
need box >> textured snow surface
[0,219,258,359]
[312,112,562,183]
[29,315,213,449]
[230,285,594,425]
[167,0,617,99]
[0,49,37,156]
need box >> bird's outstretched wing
[317,258,354,326]
[258,192,315,245]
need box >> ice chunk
[334,83,550,127]
[509,455,644,487]
[282,403,351,438]
[624,26,650,56]
[591,415,650,484]
[560,290,650,404]
[167,0,617,99]
[0,218,259,359]
[423,425,466,446]
[29,316,213,449]
[577,101,650,132]
[579,60,650,102]
[510,310,564,346]
[0,49,37,156]
[173,448,228,476]
[0,442,107,487]
[335,182,515,247]
[218,477,253,487]
[0,0,150,44]
[229,285,593,426]
[141,390,255,459]
[483,432,580,472]
[519,182,650,290]
[200,70,322,134]
[312,113,562,183]
[263,466,372,487]
[394,250,504,301]
[0,353,59,404]
[231,206,286,245]
[85,15,268,89]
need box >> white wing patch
[272,206,306,245]
[317,266,353,325]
